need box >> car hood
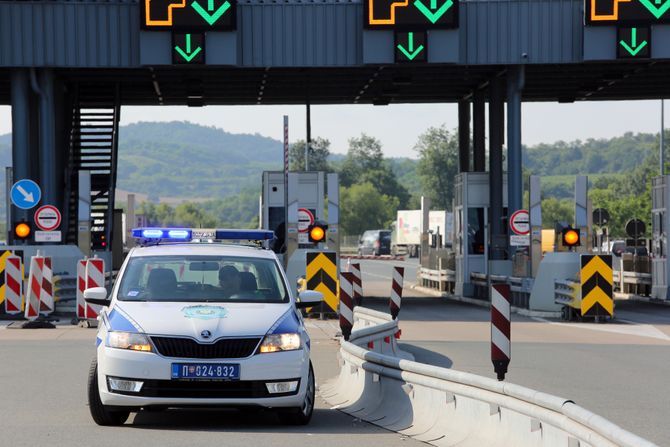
[108,301,293,339]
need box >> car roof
[128,243,278,260]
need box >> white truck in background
[392,210,453,257]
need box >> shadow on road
[398,343,453,368]
[128,407,383,434]
[359,297,492,322]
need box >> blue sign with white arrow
[10,179,41,210]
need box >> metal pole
[507,66,525,260]
[284,115,289,261]
[5,167,12,243]
[458,100,471,173]
[661,99,665,176]
[305,102,311,171]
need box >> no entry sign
[298,208,315,233]
[509,210,530,236]
[35,205,62,231]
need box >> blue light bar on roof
[131,228,274,242]
[132,228,192,240]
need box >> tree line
[134,126,664,239]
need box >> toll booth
[454,172,510,297]
[261,171,339,294]
[651,175,670,300]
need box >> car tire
[278,363,315,426]
[88,358,130,426]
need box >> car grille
[151,336,261,359]
[111,379,300,399]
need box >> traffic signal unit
[308,221,327,244]
[562,227,581,248]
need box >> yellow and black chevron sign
[306,251,338,313]
[580,254,613,318]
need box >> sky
[0,100,665,158]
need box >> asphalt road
[0,321,422,447]
[361,292,670,446]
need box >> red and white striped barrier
[85,258,105,319]
[491,283,511,381]
[39,257,54,315]
[339,272,355,341]
[4,254,23,315]
[76,259,87,319]
[389,266,404,320]
[24,256,44,321]
[350,262,363,307]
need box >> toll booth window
[468,208,485,255]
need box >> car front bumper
[97,345,309,408]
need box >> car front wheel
[278,363,315,425]
[88,358,130,426]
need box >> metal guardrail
[322,307,657,447]
[419,267,455,293]
[554,279,580,307]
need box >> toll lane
[0,323,422,447]
[361,297,670,445]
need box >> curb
[412,285,562,318]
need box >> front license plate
[171,363,240,380]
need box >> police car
[85,228,323,426]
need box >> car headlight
[106,331,153,352]
[258,333,301,353]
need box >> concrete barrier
[322,307,657,447]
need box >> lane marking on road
[531,317,670,341]
[362,271,417,287]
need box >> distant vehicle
[358,230,392,256]
[391,210,453,257]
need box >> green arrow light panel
[617,26,651,59]
[365,0,458,28]
[143,0,235,30]
[395,31,427,63]
[173,32,205,64]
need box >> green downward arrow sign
[619,28,648,56]
[397,32,425,61]
[414,0,454,24]
[191,0,231,26]
[175,34,203,62]
[639,0,670,19]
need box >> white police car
[85,228,323,426]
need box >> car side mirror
[84,287,110,307]
[296,290,323,309]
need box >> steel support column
[458,100,471,173]
[33,69,57,208]
[507,65,525,258]
[473,89,486,172]
[10,69,33,239]
[489,77,505,261]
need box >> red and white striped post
[4,254,23,315]
[350,262,363,307]
[389,266,404,320]
[491,283,511,381]
[76,259,87,320]
[85,258,105,319]
[24,256,44,321]
[339,272,355,341]
[40,257,54,315]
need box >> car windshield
[117,255,288,303]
